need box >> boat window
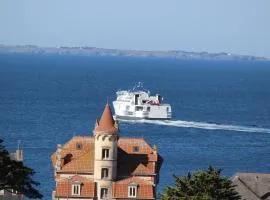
[135,106,143,111]
[142,100,147,103]
[147,107,150,112]
[135,94,139,105]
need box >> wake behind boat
[113,89,172,120]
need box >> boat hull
[114,115,171,120]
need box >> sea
[0,53,270,199]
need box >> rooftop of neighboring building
[232,172,270,200]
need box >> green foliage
[160,166,241,200]
[0,139,43,199]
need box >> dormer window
[76,143,82,150]
[102,148,109,159]
[128,183,137,198]
[101,168,109,179]
[72,183,81,196]
[133,146,139,152]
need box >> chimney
[55,144,62,171]
[15,140,23,161]
[153,145,157,154]
[15,149,23,161]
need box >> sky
[0,0,269,57]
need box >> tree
[0,139,43,199]
[160,166,241,200]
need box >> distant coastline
[0,44,268,61]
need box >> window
[100,188,108,199]
[11,189,18,195]
[128,185,137,198]
[72,184,80,196]
[133,146,139,152]
[76,143,82,150]
[101,168,109,179]
[135,106,143,111]
[102,149,109,159]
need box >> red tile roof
[117,138,159,176]
[51,136,161,176]
[61,151,94,173]
[112,177,155,199]
[55,175,95,198]
[117,150,155,176]
[118,138,158,161]
[56,176,155,199]
[51,136,94,173]
[94,103,118,134]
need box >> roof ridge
[115,176,153,184]
[62,136,94,149]
[237,176,261,199]
[58,174,92,182]
[236,172,270,176]
[72,135,93,139]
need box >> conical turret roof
[94,102,118,134]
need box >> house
[0,148,24,200]
[232,173,270,200]
[51,102,163,200]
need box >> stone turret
[93,102,119,199]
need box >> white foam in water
[117,118,270,134]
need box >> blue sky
[0,0,269,57]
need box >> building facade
[51,103,162,200]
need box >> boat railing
[116,90,149,97]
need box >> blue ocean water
[0,53,270,199]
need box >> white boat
[113,89,172,120]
